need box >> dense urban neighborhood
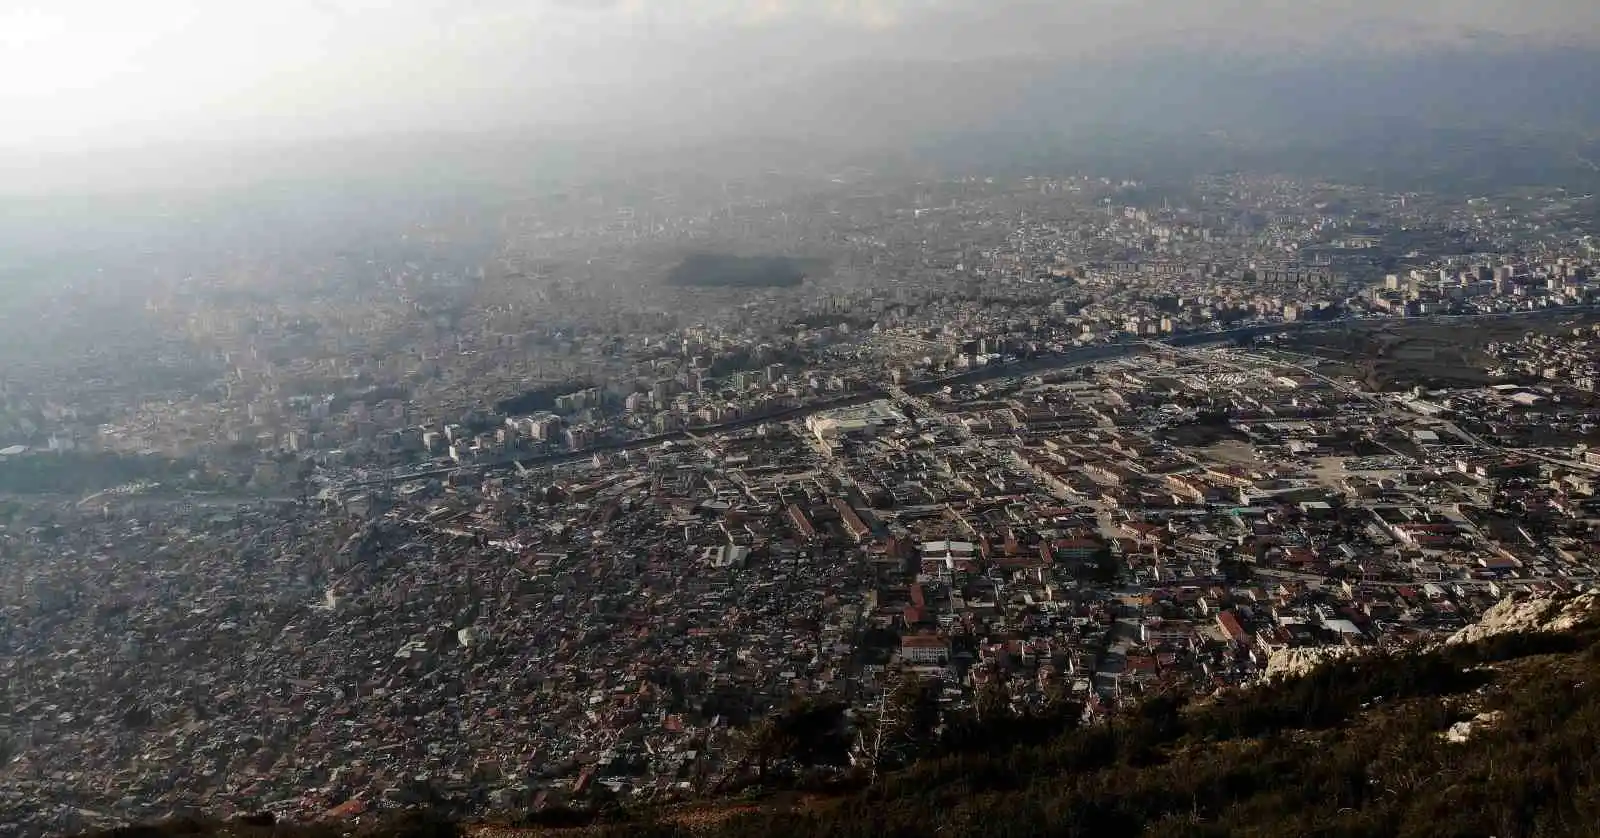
[3,168,1600,836]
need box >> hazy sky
[3,0,1598,152]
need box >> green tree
[732,717,786,782]
[974,674,1014,723]
[1092,547,1120,585]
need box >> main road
[336,305,1600,490]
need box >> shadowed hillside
[664,253,815,289]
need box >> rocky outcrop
[1443,711,1503,744]
[1260,589,1598,684]
[1445,590,1600,647]
[1262,645,1362,681]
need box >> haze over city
[4,0,1600,192]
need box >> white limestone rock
[1444,711,1503,744]
[1262,645,1362,681]
[1446,591,1600,647]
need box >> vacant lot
[1283,314,1600,391]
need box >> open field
[1281,313,1600,391]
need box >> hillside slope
[83,591,1600,838]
